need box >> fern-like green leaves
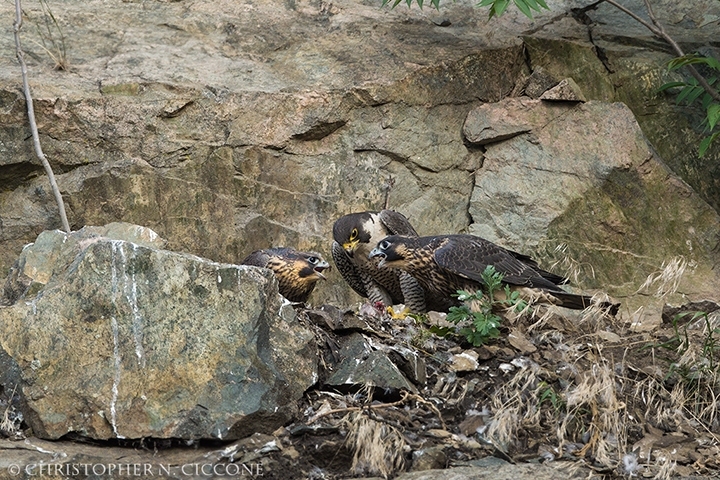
[477,0,547,19]
[445,266,528,346]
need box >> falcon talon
[387,305,411,320]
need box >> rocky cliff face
[0,0,718,310]
[1,2,720,473]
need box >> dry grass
[636,256,689,298]
[484,360,544,449]
[560,360,626,467]
[343,411,406,478]
[548,243,596,285]
[0,384,22,439]
[23,0,68,70]
[476,247,718,477]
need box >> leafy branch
[477,0,548,19]
[605,0,720,104]
[481,0,720,156]
[383,0,719,156]
[12,0,70,232]
[604,0,720,156]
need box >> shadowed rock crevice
[291,120,347,141]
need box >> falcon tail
[548,290,620,316]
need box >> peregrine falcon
[332,210,429,312]
[369,234,619,314]
[241,248,330,303]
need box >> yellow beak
[342,239,359,254]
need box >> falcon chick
[332,210,429,312]
[369,234,618,314]
[241,248,330,303]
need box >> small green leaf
[686,86,706,104]
[668,54,720,72]
[676,85,697,104]
[494,0,511,16]
[514,0,533,17]
[702,93,713,109]
[522,0,545,12]
[428,325,454,337]
[699,132,719,157]
[657,81,687,93]
[707,103,720,131]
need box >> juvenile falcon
[241,248,330,303]
[369,234,619,314]
[332,210,429,312]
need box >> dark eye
[307,256,319,264]
[350,228,358,240]
[379,240,390,250]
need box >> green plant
[659,55,720,157]
[445,265,527,346]
[536,381,564,412]
[477,0,547,19]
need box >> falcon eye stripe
[241,247,328,303]
[332,210,430,312]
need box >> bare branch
[603,0,662,37]
[603,0,720,104]
[13,0,71,233]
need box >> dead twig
[311,390,447,430]
[13,0,70,233]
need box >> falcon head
[242,248,330,303]
[332,212,377,258]
[368,235,415,269]
[296,252,331,281]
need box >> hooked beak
[368,247,386,268]
[342,239,359,257]
[314,261,330,280]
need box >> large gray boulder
[0,223,317,440]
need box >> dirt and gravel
[2,297,718,480]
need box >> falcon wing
[505,248,569,286]
[433,236,562,291]
[378,210,419,237]
[241,250,270,268]
[331,241,369,298]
